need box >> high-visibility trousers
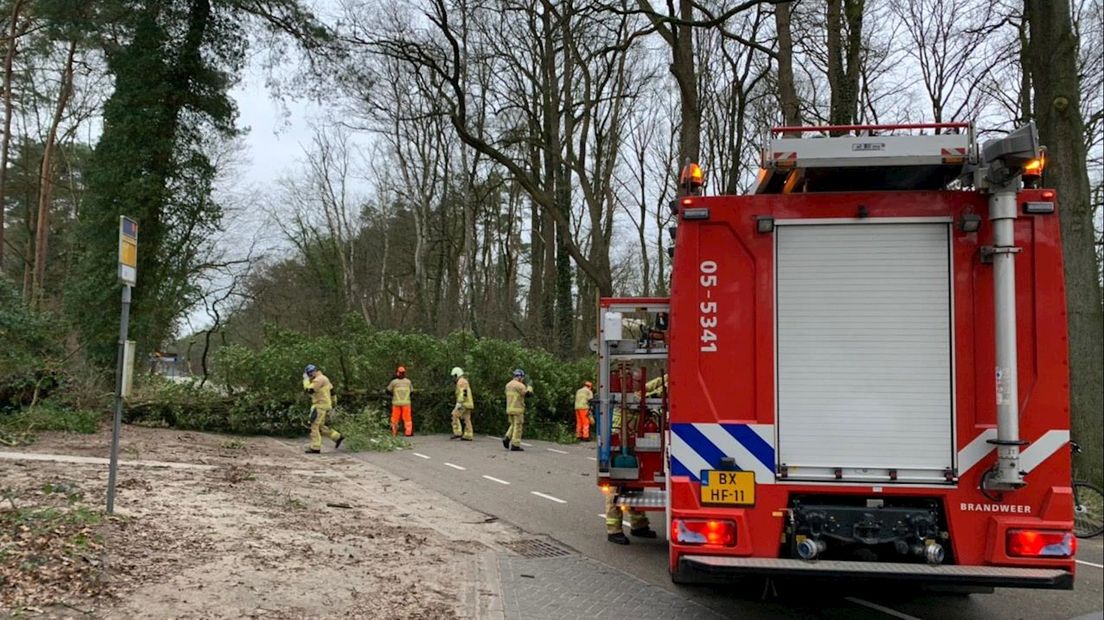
[505,412,524,445]
[575,408,590,439]
[451,404,474,439]
[391,405,413,436]
[605,492,649,534]
[310,407,340,450]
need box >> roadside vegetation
[3,281,593,448]
[134,320,593,444]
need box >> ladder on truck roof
[754,122,976,194]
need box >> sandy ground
[1,427,521,619]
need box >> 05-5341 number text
[700,260,718,352]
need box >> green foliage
[67,0,245,367]
[127,377,305,436]
[212,319,596,441]
[0,281,65,408]
[337,407,409,452]
[0,401,102,446]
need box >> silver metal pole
[989,188,1025,488]
[106,285,131,513]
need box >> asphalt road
[354,434,1104,620]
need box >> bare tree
[826,0,864,129]
[1025,0,1104,485]
[30,39,77,305]
[0,0,28,273]
[774,0,801,126]
[894,0,996,126]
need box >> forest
[0,0,1101,476]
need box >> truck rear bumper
[678,556,1073,590]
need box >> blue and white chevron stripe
[670,423,776,484]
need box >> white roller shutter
[776,222,954,483]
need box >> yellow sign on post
[108,215,137,514]
[118,216,138,285]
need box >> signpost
[107,216,137,514]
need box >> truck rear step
[679,556,1072,589]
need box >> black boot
[450,435,462,440]
[510,445,525,452]
[502,436,510,450]
[304,448,321,454]
[334,436,344,450]
[630,527,657,539]
[607,532,630,545]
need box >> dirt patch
[1,427,520,618]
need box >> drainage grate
[503,538,573,559]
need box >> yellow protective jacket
[304,372,333,409]
[505,379,530,414]
[387,377,413,406]
[455,377,474,409]
[574,387,593,410]
[644,374,668,398]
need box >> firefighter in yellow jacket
[503,369,532,451]
[387,366,414,436]
[303,364,342,454]
[604,399,656,544]
[450,367,474,441]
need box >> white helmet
[450,366,464,378]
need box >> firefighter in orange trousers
[387,366,414,436]
[303,364,342,454]
[450,367,474,441]
[503,369,532,451]
[574,380,594,441]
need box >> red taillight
[1041,190,1055,200]
[1007,529,1076,558]
[671,519,736,546]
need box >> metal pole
[989,187,1025,488]
[106,284,131,513]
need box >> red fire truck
[595,122,1076,589]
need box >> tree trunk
[33,41,78,306]
[826,0,864,129]
[674,0,700,167]
[843,0,864,123]
[775,0,801,127]
[1017,16,1032,125]
[1025,0,1104,486]
[539,3,560,347]
[0,0,26,275]
[826,0,844,126]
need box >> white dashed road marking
[520,442,534,447]
[413,452,431,459]
[844,597,922,620]
[444,462,466,471]
[482,475,511,485]
[1077,559,1104,569]
[587,456,598,461]
[547,448,568,454]
[531,491,567,504]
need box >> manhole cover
[503,539,573,559]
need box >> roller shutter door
[775,222,954,483]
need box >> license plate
[700,470,756,506]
